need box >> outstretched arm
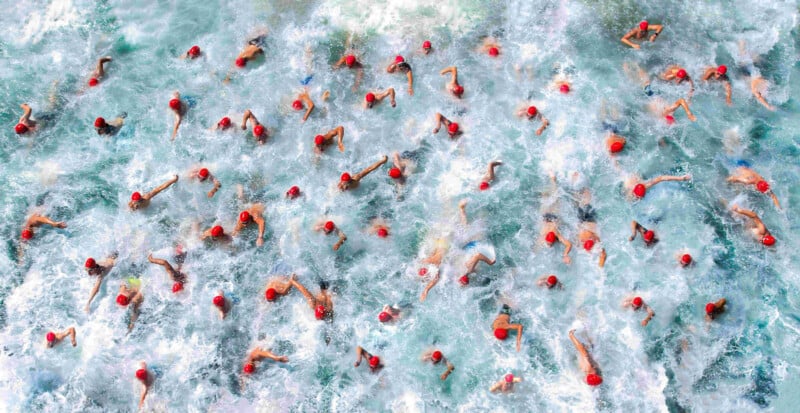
[255,216,266,247]
[172,112,182,140]
[514,324,523,352]
[139,384,149,409]
[769,192,781,209]
[489,380,503,392]
[569,329,590,358]
[354,68,363,91]
[251,348,289,362]
[145,175,179,200]
[621,29,639,49]
[300,92,315,122]
[30,215,67,228]
[629,220,643,241]
[85,277,104,312]
[558,231,572,264]
[731,205,760,220]
[642,306,655,326]
[406,71,414,95]
[420,272,440,302]
[645,174,690,189]
[208,176,221,198]
[332,230,347,251]
[334,126,345,152]
[441,360,455,380]
[724,81,732,106]
[536,116,549,136]
[290,279,316,309]
[598,248,607,268]
[458,200,469,225]
[353,155,388,181]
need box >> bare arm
[30,215,67,228]
[645,174,690,188]
[558,232,572,264]
[354,68,363,90]
[420,273,440,302]
[354,346,372,366]
[335,126,345,152]
[332,230,347,251]
[515,324,523,352]
[255,216,266,247]
[458,200,468,225]
[621,29,639,49]
[441,361,455,380]
[85,276,104,312]
[599,248,607,268]
[642,306,655,326]
[433,112,445,133]
[406,71,414,95]
[290,280,316,309]
[145,175,179,200]
[172,112,182,140]
[731,206,760,220]
[724,81,732,106]
[353,155,388,181]
[649,24,663,41]
[208,176,221,198]
[489,380,503,392]
[440,66,458,84]
[769,192,781,209]
[536,116,549,136]
[139,384,149,409]
[332,56,346,68]
[300,93,314,122]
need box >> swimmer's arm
[458,201,468,225]
[255,216,266,247]
[440,66,458,84]
[274,276,294,294]
[687,78,695,98]
[353,155,388,181]
[420,272,439,302]
[231,221,246,236]
[33,216,67,228]
[536,276,548,287]
[354,68,363,91]
[489,381,503,392]
[290,279,316,308]
[332,56,346,68]
[200,228,214,240]
[392,152,403,170]
[642,306,655,326]
[335,126,345,152]
[145,175,179,200]
[557,232,572,263]
[433,112,446,133]
[172,112,182,140]
[262,349,289,362]
[406,71,414,95]
[441,361,455,380]
[621,30,639,49]
[139,385,149,409]
[598,248,607,268]
[515,325,522,352]
[332,230,347,251]
[207,176,221,198]
[85,276,104,312]
[301,93,314,122]
[701,68,715,81]
[354,346,371,366]
[649,25,663,42]
[724,81,732,106]
[629,220,643,241]
[751,86,776,111]
[730,205,759,219]
[769,192,781,209]
[536,116,549,136]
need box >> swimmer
[387,56,414,95]
[576,189,607,268]
[363,88,396,109]
[183,45,201,59]
[516,105,549,136]
[242,347,289,376]
[378,305,402,323]
[730,204,774,246]
[93,115,125,136]
[200,224,233,243]
[291,278,333,320]
[479,38,501,57]
[421,40,432,55]
[490,373,522,393]
[20,213,67,241]
[420,240,447,302]
[333,53,364,91]
[368,220,391,238]
[539,187,573,264]
[432,112,462,138]
[354,346,383,372]
[45,327,77,348]
[87,56,112,87]
[187,167,221,198]
[264,274,296,302]
[554,79,572,94]
[701,65,732,105]
[439,66,464,98]
[232,204,266,247]
[624,173,691,200]
[168,92,187,140]
[313,220,348,251]
[660,65,695,98]
[629,221,658,246]
[213,116,235,131]
[235,34,265,68]
[421,349,455,380]
[622,296,656,327]
[14,103,37,134]
[659,97,697,122]
[84,253,117,312]
[314,126,345,153]
[286,185,301,199]
[705,298,726,321]
[116,281,144,332]
[129,175,179,211]
[478,160,503,190]
[624,62,697,122]
[726,167,780,209]
[388,152,410,183]
[492,304,523,352]
[606,133,626,154]
[147,253,187,286]
[135,362,153,409]
[338,155,389,191]
[293,89,315,122]
[212,291,231,319]
[569,329,603,386]
[461,252,496,284]
[621,20,663,49]
[536,275,562,289]
[751,76,776,111]
[241,109,268,144]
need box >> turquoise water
[2,0,800,411]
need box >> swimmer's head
[212,295,225,307]
[46,332,56,344]
[447,122,459,136]
[705,302,716,315]
[235,57,246,68]
[239,211,251,223]
[116,294,130,306]
[479,181,490,191]
[377,228,388,238]
[21,229,33,240]
[253,124,265,137]
[172,282,183,293]
[680,254,692,266]
[418,268,428,276]
[459,275,469,285]
[292,100,303,111]
[188,45,201,58]
[135,368,148,382]
[169,98,181,111]
[218,117,231,128]
[717,65,727,76]
[494,328,508,340]
[527,106,538,117]
[131,192,142,202]
[395,55,404,63]
[756,180,770,193]
[315,305,327,320]
[432,351,443,363]
[546,275,558,287]
[545,232,557,244]
[243,362,255,374]
[211,225,224,237]
[324,221,335,233]
[198,168,210,180]
[314,135,325,147]
[639,21,648,31]
[422,40,432,50]
[676,69,687,79]
[88,77,99,87]
[345,55,356,67]
[452,85,464,96]
[340,172,352,182]
[665,115,675,125]
[643,230,655,242]
[85,257,97,269]
[389,167,402,179]
[632,297,643,309]
[633,184,646,198]
[559,84,570,94]
[369,356,381,369]
[365,92,376,108]
[505,373,514,383]
[265,288,277,301]
[586,373,602,386]
[94,117,107,128]
[488,47,499,57]
[15,123,29,134]
[610,141,624,153]
[762,235,775,246]
[583,239,595,251]
[378,311,392,322]
[286,186,301,199]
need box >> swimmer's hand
[354,360,361,367]
[632,44,640,50]
[433,126,440,133]
[562,255,571,265]
[56,222,67,228]
[256,238,264,247]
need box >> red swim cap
[632,297,643,308]
[46,332,56,342]
[545,232,557,244]
[388,167,402,179]
[756,180,770,193]
[527,106,538,116]
[253,125,265,137]
[116,294,130,306]
[488,47,499,56]
[365,93,376,103]
[265,288,277,301]
[717,65,727,75]
[211,226,224,237]
[287,186,300,198]
[418,268,428,276]
[453,85,464,96]
[15,123,28,134]
[610,141,624,153]
[459,275,469,285]
[494,328,508,340]
[315,305,326,319]
[169,98,181,110]
[131,192,142,201]
[422,40,432,49]
[21,229,33,240]
[88,77,99,87]
[315,135,325,146]
[633,184,646,198]
[324,221,335,232]
[94,117,106,128]
[559,84,570,94]
[546,275,558,286]
[243,363,255,374]
[665,115,675,125]
[505,373,514,383]
[676,69,687,79]
[172,282,183,293]
[369,356,380,368]
[340,172,352,182]
[292,100,303,110]
[85,258,97,268]
[583,239,595,251]
[218,117,231,128]
[705,302,716,315]
[188,45,201,57]
[643,230,655,242]
[378,311,392,322]
[681,254,692,265]
[198,168,210,179]
[395,55,404,63]
[639,21,648,31]
[235,57,246,68]
[377,228,388,238]
[432,350,443,362]
[345,55,356,67]
[135,369,148,381]
[586,373,603,386]
[239,211,251,222]
[762,235,775,246]
[448,122,459,135]
[212,295,225,307]
[479,181,490,191]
